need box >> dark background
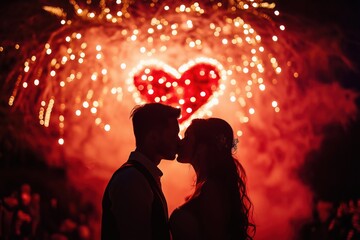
[277,0,360,201]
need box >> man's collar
[129,151,163,177]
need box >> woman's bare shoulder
[170,207,200,240]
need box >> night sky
[277,0,360,201]
[1,0,360,203]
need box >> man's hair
[130,103,181,146]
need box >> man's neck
[135,147,161,166]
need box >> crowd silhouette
[0,183,95,240]
[298,198,360,240]
[1,181,359,240]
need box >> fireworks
[4,0,291,145]
[2,1,358,239]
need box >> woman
[170,118,255,240]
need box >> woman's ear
[195,143,207,159]
[192,143,207,170]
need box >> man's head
[131,103,181,161]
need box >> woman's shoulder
[198,179,231,214]
[170,206,194,222]
[170,206,200,240]
[201,179,227,198]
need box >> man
[101,103,181,240]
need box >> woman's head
[177,118,236,178]
[177,117,256,239]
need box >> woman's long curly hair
[188,118,255,240]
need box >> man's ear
[147,129,160,143]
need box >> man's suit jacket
[101,151,170,240]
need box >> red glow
[2,1,358,239]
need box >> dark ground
[1,0,360,203]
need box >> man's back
[101,160,170,240]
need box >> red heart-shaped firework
[133,61,221,123]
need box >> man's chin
[161,153,177,161]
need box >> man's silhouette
[101,103,181,240]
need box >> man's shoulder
[109,164,151,190]
[106,165,154,206]
[112,165,144,182]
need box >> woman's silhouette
[170,118,255,240]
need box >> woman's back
[170,179,241,240]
